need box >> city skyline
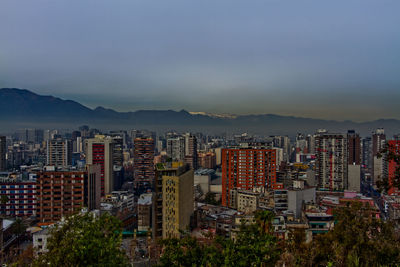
[1,0,400,121]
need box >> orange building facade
[221,148,279,206]
[388,140,400,196]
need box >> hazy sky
[1,0,400,121]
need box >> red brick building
[36,165,100,225]
[221,148,279,206]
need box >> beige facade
[162,169,194,238]
[237,191,259,213]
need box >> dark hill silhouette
[1,88,399,137]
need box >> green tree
[203,192,220,205]
[33,212,129,267]
[309,202,400,266]
[1,194,9,205]
[158,210,280,267]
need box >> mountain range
[1,88,399,137]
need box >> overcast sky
[1,0,400,121]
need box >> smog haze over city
[1,0,400,121]
[3,1,400,266]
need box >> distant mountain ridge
[1,88,399,137]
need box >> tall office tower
[387,140,400,195]
[295,133,307,153]
[167,137,185,162]
[184,133,198,169]
[306,134,316,155]
[362,137,372,172]
[152,162,193,239]
[221,147,277,207]
[372,128,386,156]
[36,165,101,225]
[85,135,114,196]
[112,136,124,167]
[372,128,386,185]
[0,136,6,171]
[315,133,348,191]
[46,139,72,167]
[133,137,155,188]
[347,130,361,192]
[347,130,361,165]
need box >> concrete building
[362,137,372,174]
[274,189,288,212]
[162,166,194,238]
[85,135,114,195]
[198,152,216,169]
[221,147,278,206]
[347,130,361,192]
[152,162,193,239]
[347,130,361,165]
[213,147,222,166]
[348,164,361,192]
[287,184,316,218]
[133,137,155,188]
[0,136,6,171]
[315,133,348,191]
[372,128,386,185]
[33,228,50,255]
[36,165,101,225]
[138,193,152,231]
[237,190,259,213]
[184,133,198,169]
[194,169,213,194]
[166,137,185,162]
[46,138,72,167]
[0,179,36,216]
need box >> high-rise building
[387,140,400,195]
[0,136,6,171]
[85,135,114,196]
[46,139,72,167]
[184,133,198,169]
[152,162,192,239]
[0,179,36,216]
[112,136,124,167]
[272,136,291,163]
[362,137,372,173]
[315,133,348,191]
[167,137,185,162]
[36,165,101,225]
[372,128,386,185]
[347,130,361,192]
[306,134,316,155]
[347,130,361,165]
[372,128,386,156]
[198,152,217,169]
[221,147,278,207]
[133,137,155,188]
[160,164,193,238]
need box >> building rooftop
[138,193,152,205]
